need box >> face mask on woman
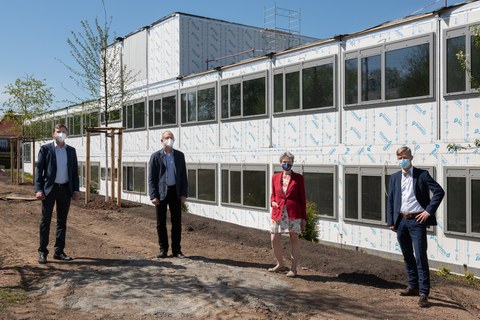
[282,163,293,171]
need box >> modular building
[25,2,480,276]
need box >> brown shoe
[418,294,429,308]
[399,287,419,296]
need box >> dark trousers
[38,184,71,255]
[155,187,182,254]
[396,217,430,296]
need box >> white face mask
[163,138,174,148]
[55,132,67,142]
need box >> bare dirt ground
[0,175,479,320]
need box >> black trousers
[155,187,182,254]
[38,184,71,255]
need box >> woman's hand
[271,201,279,208]
[301,219,307,231]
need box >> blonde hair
[279,151,295,162]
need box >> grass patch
[0,288,27,311]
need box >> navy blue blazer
[148,149,188,201]
[34,142,80,196]
[387,167,444,228]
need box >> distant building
[0,114,19,169]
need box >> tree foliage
[3,75,53,137]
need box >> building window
[187,163,216,203]
[180,84,216,124]
[82,111,100,134]
[221,73,267,119]
[345,34,433,107]
[274,58,335,114]
[123,163,146,193]
[122,100,146,130]
[101,109,121,124]
[23,143,31,163]
[273,164,337,218]
[149,93,177,127]
[445,168,480,236]
[67,114,82,136]
[100,167,118,181]
[445,25,480,95]
[221,164,268,209]
[78,161,100,192]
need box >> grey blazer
[34,142,80,196]
[148,149,188,201]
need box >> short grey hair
[279,151,295,162]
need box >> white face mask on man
[55,132,67,142]
[163,138,174,148]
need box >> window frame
[273,57,337,115]
[180,83,217,125]
[122,162,147,194]
[220,72,268,121]
[344,33,435,108]
[187,163,217,204]
[221,163,269,210]
[122,99,146,131]
[444,24,480,96]
[148,91,178,128]
[444,167,480,238]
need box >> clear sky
[0,0,452,111]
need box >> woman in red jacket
[268,151,307,277]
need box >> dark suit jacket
[34,142,80,196]
[148,149,188,201]
[270,171,307,221]
[387,167,444,228]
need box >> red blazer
[270,171,307,221]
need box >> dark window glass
[243,77,265,116]
[188,169,196,198]
[471,35,480,88]
[345,173,358,219]
[187,92,196,122]
[345,58,358,104]
[181,93,187,123]
[123,167,133,191]
[221,169,229,203]
[286,71,300,110]
[446,36,466,93]
[243,170,266,208]
[197,87,215,121]
[303,63,334,109]
[162,96,176,125]
[361,55,382,101]
[472,179,480,233]
[198,169,215,201]
[90,164,99,191]
[133,166,145,193]
[274,73,283,113]
[148,100,154,127]
[73,115,82,135]
[447,176,466,233]
[230,83,241,117]
[385,43,429,100]
[362,175,381,221]
[154,99,162,126]
[127,105,133,129]
[304,172,334,217]
[133,102,145,128]
[230,171,241,204]
[221,85,229,119]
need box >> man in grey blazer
[35,124,80,264]
[148,130,188,258]
[387,146,444,308]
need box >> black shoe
[157,250,167,258]
[399,287,419,296]
[418,294,429,308]
[172,252,185,258]
[38,253,47,264]
[53,253,73,261]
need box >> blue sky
[0,0,451,111]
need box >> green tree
[58,1,137,201]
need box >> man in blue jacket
[387,146,444,308]
[148,130,188,258]
[35,124,80,264]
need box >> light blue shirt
[165,151,176,186]
[54,140,69,184]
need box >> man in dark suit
[387,146,444,308]
[35,124,80,264]
[148,130,188,258]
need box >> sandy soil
[0,175,479,320]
